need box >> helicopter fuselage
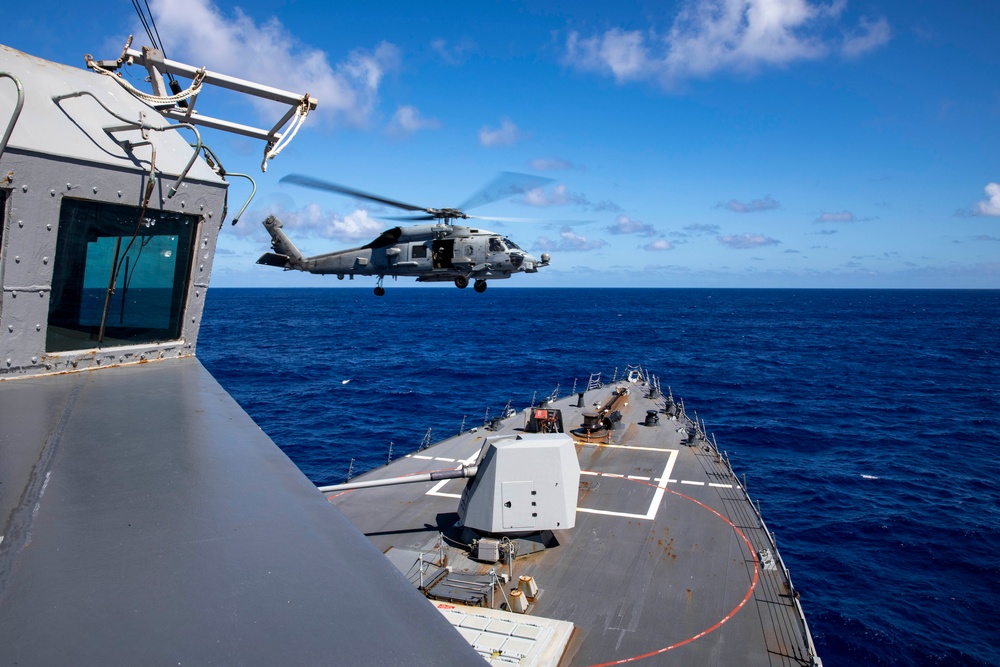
[257,216,549,294]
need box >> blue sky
[8,0,1000,288]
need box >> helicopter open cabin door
[432,239,454,269]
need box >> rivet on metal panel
[93,187,98,194]
[30,356,37,364]
[5,359,10,367]
[10,291,15,297]
[49,190,55,196]
[42,257,48,264]
[21,184,27,192]
[46,224,51,230]
[117,191,122,198]
[13,256,19,263]
[180,201,185,208]
[7,325,12,332]
[35,324,40,331]
[66,183,71,190]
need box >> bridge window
[46,199,198,351]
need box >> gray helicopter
[257,173,552,296]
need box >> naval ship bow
[324,366,822,666]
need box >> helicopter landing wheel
[474,280,487,293]
[374,286,385,297]
[454,275,469,289]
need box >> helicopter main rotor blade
[381,214,437,221]
[457,171,555,211]
[466,214,593,225]
[281,174,427,212]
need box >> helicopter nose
[520,252,541,272]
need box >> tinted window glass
[46,199,198,351]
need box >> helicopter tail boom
[258,215,306,270]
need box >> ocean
[198,287,999,666]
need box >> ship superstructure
[0,43,479,663]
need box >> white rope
[87,58,205,106]
[260,98,311,172]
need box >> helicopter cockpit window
[46,199,198,352]
[489,237,505,253]
[503,237,521,250]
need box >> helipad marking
[681,480,705,486]
[577,449,678,520]
[424,450,481,498]
[709,482,734,488]
[574,441,673,453]
[586,480,761,667]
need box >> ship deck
[328,371,819,666]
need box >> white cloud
[386,105,440,137]
[280,204,385,241]
[816,210,855,222]
[717,232,781,248]
[431,38,474,65]
[479,117,523,147]
[842,17,891,58]
[564,0,890,86]
[529,157,575,171]
[975,182,1000,216]
[720,195,780,212]
[521,184,588,207]
[535,227,608,252]
[608,214,657,236]
[643,239,675,251]
[151,0,398,126]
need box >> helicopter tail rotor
[257,215,306,270]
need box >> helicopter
[257,173,552,296]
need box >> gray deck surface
[0,358,481,665]
[330,378,817,666]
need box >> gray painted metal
[0,44,223,379]
[0,41,482,664]
[0,359,481,664]
[329,375,821,666]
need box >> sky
[6,0,1000,288]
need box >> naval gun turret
[320,432,580,540]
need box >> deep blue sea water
[198,287,999,667]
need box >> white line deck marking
[412,455,433,460]
[577,449,678,520]
[681,480,705,486]
[426,478,463,499]
[627,475,650,481]
[575,442,674,453]
[709,483,734,488]
[434,457,456,462]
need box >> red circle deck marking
[585,477,760,667]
